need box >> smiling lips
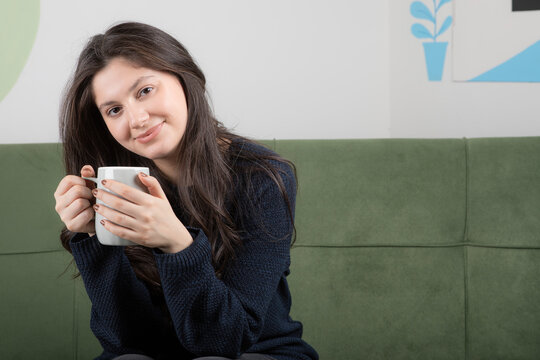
[136,122,164,143]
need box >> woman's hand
[54,165,97,236]
[92,173,193,253]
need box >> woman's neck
[152,136,233,184]
[153,158,179,183]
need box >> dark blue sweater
[69,142,318,360]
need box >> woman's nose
[126,105,149,128]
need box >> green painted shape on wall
[0,0,40,103]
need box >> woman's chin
[129,140,178,166]
[132,143,165,159]
[145,149,176,164]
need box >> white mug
[83,166,149,246]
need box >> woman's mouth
[136,122,164,144]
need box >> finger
[56,184,93,215]
[63,184,93,207]
[93,187,140,216]
[80,165,95,177]
[69,208,96,232]
[81,165,96,190]
[94,203,138,230]
[54,175,86,198]
[138,173,167,199]
[100,219,139,243]
[62,197,92,225]
[99,179,149,205]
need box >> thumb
[80,165,95,178]
[80,165,96,189]
[139,173,166,199]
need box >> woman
[53,22,318,360]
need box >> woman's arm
[70,234,166,356]
[154,163,296,358]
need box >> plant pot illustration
[422,41,448,81]
[410,0,453,82]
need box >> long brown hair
[59,22,295,301]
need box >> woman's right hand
[54,165,97,236]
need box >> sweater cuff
[153,227,212,278]
[69,233,123,268]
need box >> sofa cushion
[288,246,465,359]
[0,251,74,358]
[0,143,65,254]
[467,137,540,247]
[275,139,466,247]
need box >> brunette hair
[59,22,295,301]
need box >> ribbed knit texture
[70,141,318,360]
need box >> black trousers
[112,353,276,360]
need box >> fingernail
[139,172,148,177]
[101,180,107,186]
[92,189,98,197]
[100,219,105,226]
[93,204,99,211]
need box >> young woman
[53,22,318,360]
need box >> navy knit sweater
[69,141,318,360]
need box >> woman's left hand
[92,173,193,253]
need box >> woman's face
[92,57,188,169]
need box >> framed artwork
[513,0,540,11]
[453,0,540,82]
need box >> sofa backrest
[277,138,540,359]
[1,138,539,359]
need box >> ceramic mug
[83,166,149,246]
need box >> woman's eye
[139,86,153,97]
[107,106,121,116]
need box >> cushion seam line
[464,137,470,360]
[73,280,78,360]
[291,243,540,249]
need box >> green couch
[1,138,540,359]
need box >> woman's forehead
[92,58,157,104]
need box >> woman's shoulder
[229,138,276,159]
[228,138,296,198]
[229,139,295,181]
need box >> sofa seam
[73,279,79,360]
[0,249,64,256]
[464,137,470,243]
[463,137,470,360]
[463,245,470,360]
[291,243,540,249]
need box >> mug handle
[82,176,98,184]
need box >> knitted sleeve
[70,234,165,356]
[153,162,296,358]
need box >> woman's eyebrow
[128,75,155,93]
[98,75,156,110]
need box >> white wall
[389,0,540,138]
[2,0,539,144]
[0,0,390,144]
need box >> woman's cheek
[106,121,129,145]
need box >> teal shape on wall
[0,0,40,103]
[411,0,453,81]
[423,42,448,81]
[469,40,540,82]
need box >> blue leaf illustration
[411,23,434,39]
[436,0,452,11]
[410,1,435,23]
[436,16,452,37]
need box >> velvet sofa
[1,138,539,359]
